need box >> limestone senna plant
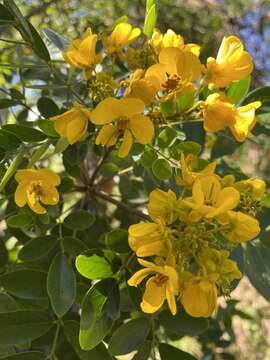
[0,0,269,359]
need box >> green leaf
[47,253,76,318]
[133,341,152,360]
[0,130,21,151]
[43,28,69,51]
[63,143,88,165]
[159,309,209,336]
[53,137,69,155]
[63,236,88,258]
[4,352,44,360]
[28,140,51,167]
[227,76,250,104]
[172,141,201,157]
[6,213,32,228]
[140,149,158,167]
[105,228,130,253]
[76,253,114,280]
[0,4,14,23]
[64,210,95,230]
[9,88,25,100]
[211,134,239,159]
[158,128,177,148]
[0,99,20,109]
[144,3,157,38]
[0,239,8,267]
[0,346,16,359]
[37,97,59,118]
[64,320,113,360]
[241,86,270,113]
[146,0,155,11]
[108,317,151,356]
[176,91,194,112]
[37,120,59,137]
[0,270,47,300]
[3,0,33,41]
[2,124,47,142]
[159,344,196,360]
[0,293,19,313]
[0,311,53,346]
[19,235,58,261]
[79,278,120,350]
[244,242,270,302]
[100,163,119,178]
[152,158,172,180]
[27,21,50,62]
[58,177,74,193]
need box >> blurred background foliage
[1,1,270,360]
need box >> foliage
[0,1,270,360]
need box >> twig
[89,147,112,186]
[92,189,149,220]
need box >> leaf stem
[46,321,61,360]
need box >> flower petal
[141,277,166,313]
[112,98,145,117]
[66,114,88,144]
[40,187,59,205]
[95,124,118,146]
[118,129,133,157]
[129,115,154,144]
[90,97,119,124]
[128,268,153,286]
[14,182,28,207]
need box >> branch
[89,147,112,186]
[92,189,149,221]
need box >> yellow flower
[183,175,240,221]
[176,153,216,187]
[51,103,91,145]
[128,189,184,257]
[14,169,60,214]
[148,189,180,224]
[149,28,200,56]
[234,179,266,200]
[202,93,261,142]
[128,255,179,315]
[198,248,242,284]
[90,97,154,157]
[204,35,253,89]
[104,22,141,55]
[145,47,201,100]
[219,210,260,243]
[128,217,169,257]
[181,275,217,318]
[62,28,101,80]
[124,69,160,104]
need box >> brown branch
[93,189,149,220]
[89,147,113,186]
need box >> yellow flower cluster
[11,23,266,320]
[128,156,265,317]
[49,22,260,153]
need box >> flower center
[162,73,181,91]
[117,117,129,135]
[29,181,43,203]
[154,273,168,286]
